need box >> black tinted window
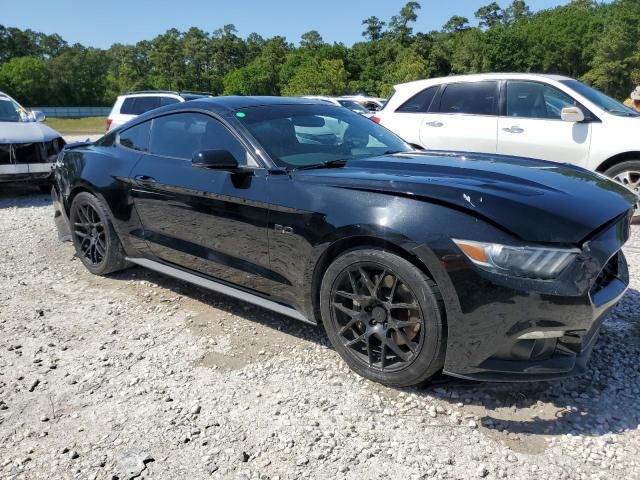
[435,82,498,116]
[119,122,150,151]
[121,96,179,115]
[396,86,439,113]
[150,113,249,164]
[96,132,116,147]
[507,81,577,120]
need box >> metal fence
[29,107,111,118]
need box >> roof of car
[395,73,574,91]
[190,96,323,111]
[124,95,328,126]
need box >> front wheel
[605,160,640,222]
[320,248,445,387]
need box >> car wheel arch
[309,235,448,327]
[596,151,640,174]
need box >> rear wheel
[70,192,130,275]
[320,248,445,387]
[605,160,640,222]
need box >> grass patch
[44,117,106,135]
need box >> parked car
[0,91,65,190]
[303,96,371,116]
[107,90,213,131]
[374,73,640,217]
[52,97,636,387]
[341,94,386,112]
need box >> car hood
[0,121,63,143]
[299,152,637,244]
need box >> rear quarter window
[120,96,180,115]
[396,86,439,113]
[118,122,151,151]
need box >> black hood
[301,152,637,244]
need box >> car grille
[0,139,65,165]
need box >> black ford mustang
[52,97,637,387]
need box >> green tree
[300,30,324,49]
[389,2,421,45]
[361,16,386,41]
[443,16,470,33]
[282,58,347,96]
[0,56,49,105]
[503,1,532,24]
[475,2,504,29]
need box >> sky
[4,0,575,48]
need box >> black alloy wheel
[72,200,107,266]
[321,249,445,387]
[69,192,130,275]
[331,263,424,372]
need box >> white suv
[375,73,640,204]
[107,91,212,131]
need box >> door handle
[425,121,444,128]
[502,126,524,134]
[134,175,157,184]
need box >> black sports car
[52,97,637,387]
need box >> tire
[69,192,130,275]
[604,160,640,222]
[320,248,445,387]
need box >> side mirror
[192,149,239,170]
[561,107,585,123]
[32,110,46,122]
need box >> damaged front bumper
[0,139,64,184]
[439,213,632,382]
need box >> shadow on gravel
[415,288,640,439]
[107,261,640,440]
[0,184,51,209]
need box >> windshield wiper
[294,159,348,171]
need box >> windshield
[237,104,411,168]
[337,100,369,114]
[561,80,640,117]
[0,98,24,122]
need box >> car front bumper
[0,163,54,183]
[435,213,631,382]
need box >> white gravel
[1,185,639,480]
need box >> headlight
[452,239,579,280]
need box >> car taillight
[106,118,113,131]
[371,116,381,124]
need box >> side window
[396,86,439,113]
[435,82,498,116]
[506,81,577,120]
[120,96,169,115]
[118,122,150,151]
[149,112,253,165]
[96,131,116,147]
[160,97,180,107]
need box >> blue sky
[5,0,574,48]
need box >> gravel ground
[0,184,639,480]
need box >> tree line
[1,0,639,107]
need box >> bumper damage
[52,184,72,242]
[440,213,632,382]
[0,139,64,184]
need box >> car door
[419,81,499,153]
[497,80,592,166]
[385,85,440,146]
[129,111,274,292]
